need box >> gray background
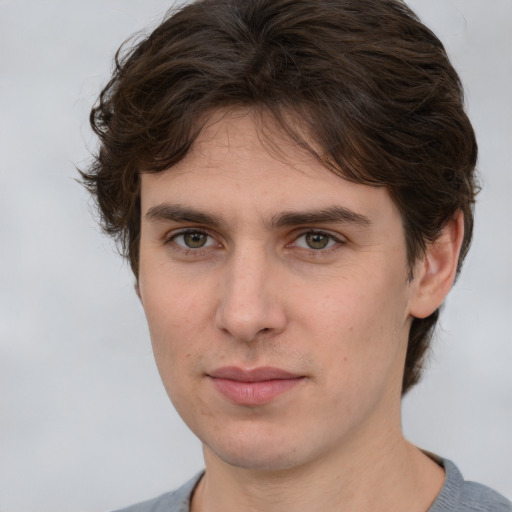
[1,1,511,511]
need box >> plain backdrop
[1,1,511,511]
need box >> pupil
[306,233,329,249]
[184,232,207,248]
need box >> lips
[207,366,305,406]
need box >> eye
[170,230,218,250]
[293,231,342,250]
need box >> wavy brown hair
[81,0,478,394]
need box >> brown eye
[183,232,208,248]
[171,230,216,250]
[304,232,330,250]
[292,231,342,251]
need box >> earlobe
[409,211,464,319]
[135,281,143,303]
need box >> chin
[202,426,316,472]
[212,445,303,472]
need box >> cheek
[296,267,410,373]
[142,262,210,328]
[140,271,208,370]
[141,279,207,410]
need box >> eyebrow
[146,204,223,228]
[145,203,371,229]
[270,206,371,229]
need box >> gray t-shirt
[113,458,512,512]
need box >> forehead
[140,110,399,226]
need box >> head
[82,0,477,395]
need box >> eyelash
[164,229,346,256]
[165,229,219,255]
[291,230,345,255]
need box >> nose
[214,248,287,342]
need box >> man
[82,0,511,510]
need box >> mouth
[207,366,305,406]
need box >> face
[138,110,420,472]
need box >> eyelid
[165,227,221,250]
[163,227,346,255]
[289,229,347,251]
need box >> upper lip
[208,366,303,382]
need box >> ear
[409,211,464,319]
[134,280,143,303]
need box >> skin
[137,110,463,512]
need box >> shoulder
[459,480,512,512]
[429,458,512,512]
[110,472,203,512]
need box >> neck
[191,429,444,512]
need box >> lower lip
[210,377,304,406]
